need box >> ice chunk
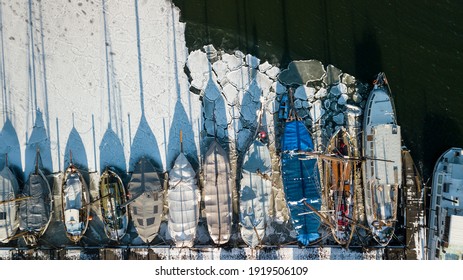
[214,98,228,128]
[266,66,280,80]
[248,80,263,103]
[204,79,222,101]
[294,85,316,100]
[186,50,211,91]
[222,83,239,106]
[333,113,344,125]
[325,64,342,85]
[203,44,218,62]
[236,128,253,152]
[329,83,347,97]
[302,100,310,109]
[310,100,325,123]
[255,71,273,96]
[245,54,260,69]
[259,61,272,72]
[337,93,348,105]
[212,60,229,85]
[227,66,256,91]
[273,81,287,95]
[352,92,363,103]
[222,53,243,70]
[294,99,302,109]
[315,87,327,99]
[278,60,326,86]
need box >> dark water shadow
[129,114,162,172]
[354,25,382,82]
[423,112,462,178]
[0,118,22,178]
[63,127,88,171]
[24,110,52,177]
[99,125,126,174]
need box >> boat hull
[128,158,164,244]
[61,164,90,243]
[428,147,463,260]
[203,140,232,245]
[239,140,272,248]
[322,127,356,245]
[362,74,402,246]
[168,153,199,247]
[19,168,53,245]
[0,166,20,243]
[99,169,128,242]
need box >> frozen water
[258,61,273,72]
[222,53,243,70]
[310,100,325,123]
[338,93,349,105]
[278,60,326,85]
[245,54,260,68]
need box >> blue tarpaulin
[281,120,321,245]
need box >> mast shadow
[0,118,22,178]
[24,109,52,177]
[99,124,126,175]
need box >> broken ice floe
[278,60,326,86]
[186,46,369,249]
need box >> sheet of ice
[222,53,243,71]
[0,0,200,175]
[278,60,326,85]
[186,50,211,92]
[245,54,260,69]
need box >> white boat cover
[168,153,200,247]
[239,140,272,248]
[63,171,86,237]
[64,209,82,235]
[203,140,233,245]
[19,169,52,235]
[0,166,20,243]
[128,158,163,244]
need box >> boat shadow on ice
[24,110,53,178]
[99,125,127,176]
[167,100,199,171]
[129,114,162,173]
[64,127,88,171]
[0,118,22,178]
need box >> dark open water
[173,0,463,180]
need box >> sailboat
[18,150,53,246]
[239,138,272,248]
[168,131,200,247]
[281,89,322,246]
[127,157,163,244]
[0,155,20,243]
[61,152,90,243]
[203,139,233,245]
[99,168,128,242]
[362,72,402,246]
[321,127,357,245]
